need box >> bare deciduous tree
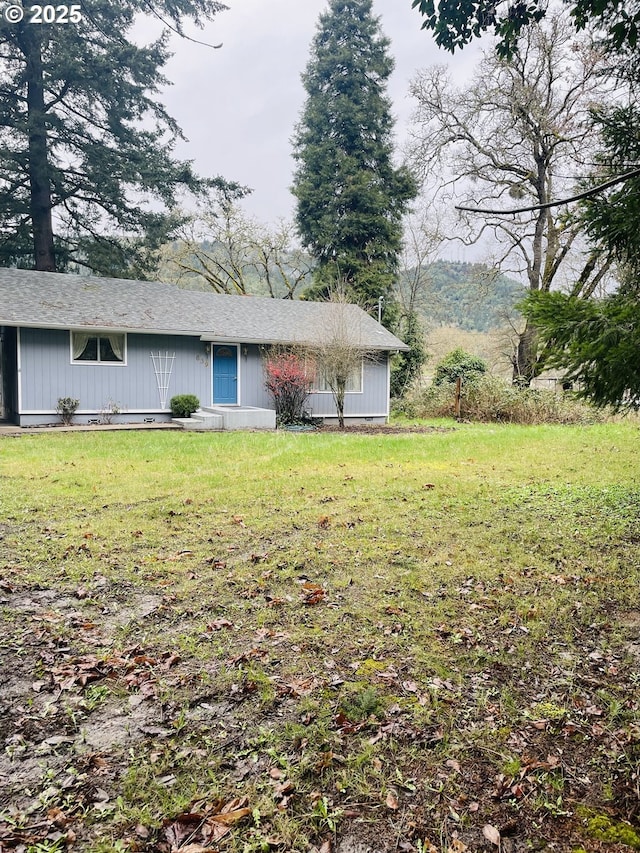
[158,194,313,299]
[396,206,444,320]
[407,14,617,384]
[305,288,374,428]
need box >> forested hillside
[167,244,525,334]
[399,261,526,332]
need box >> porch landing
[172,405,276,431]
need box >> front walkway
[0,422,179,436]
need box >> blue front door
[213,345,238,404]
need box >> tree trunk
[513,166,546,387]
[336,383,345,429]
[512,320,539,386]
[21,27,56,271]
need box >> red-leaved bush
[264,351,315,425]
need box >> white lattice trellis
[150,351,176,409]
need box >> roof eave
[2,322,409,351]
[1,320,206,337]
[199,335,409,351]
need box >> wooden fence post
[454,376,462,420]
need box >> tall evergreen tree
[0,0,225,275]
[291,0,416,319]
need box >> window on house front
[71,332,125,364]
[313,360,363,393]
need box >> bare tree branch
[406,13,620,383]
[455,167,640,215]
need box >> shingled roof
[0,269,408,351]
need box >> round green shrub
[433,347,488,386]
[170,394,200,417]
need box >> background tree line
[1,0,637,408]
[411,0,640,408]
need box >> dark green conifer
[0,0,225,274]
[291,0,416,320]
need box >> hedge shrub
[170,394,200,417]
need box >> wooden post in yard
[454,376,462,420]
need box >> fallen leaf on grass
[209,799,252,826]
[229,647,268,665]
[301,582,326,605]
[274,779,295,797]
[207,618,233,631]
[314,750,337,772]
[278,676,319,697]
[250,552,268,563]
[385,788,399,810]
[334,712,367,734]
[51,654,110,688]
[46,807,70,827]
[206,558,227,569]
[164,798,251,849]
[483,824,501,846]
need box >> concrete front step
[172,411,224,431]
[172,406,276,431]
[201,406,276,430]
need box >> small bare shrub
[100,400,121,425]
[56,397,79,425]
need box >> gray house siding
[306,358,389,421]
[16,332,392,426]
[18,329,211,424]
[238,345,271,408]
[240,346,389,422]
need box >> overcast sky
[154,0,481,226]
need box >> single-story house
[0,268,408,428]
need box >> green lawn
[1,422,638,853]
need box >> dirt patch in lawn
[2,573,639,853]
[318,424,456,435]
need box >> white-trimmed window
[313,360,363,393]
[71,332,126,364]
